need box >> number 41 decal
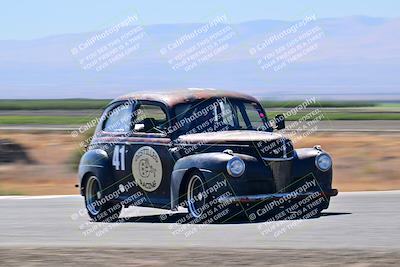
[112,145,126,171]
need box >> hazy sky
[1,0,399,40]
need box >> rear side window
[103,103,133,132]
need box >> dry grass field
[0,132,78,195]
[0,131,399,195]
[294,133,400,191]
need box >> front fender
[170,152,232,210]
[170,152,267,210]
[292,148,333,192]
[295,148,321,159]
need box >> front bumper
[217,188,338,204]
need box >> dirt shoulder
[0,131,399,195]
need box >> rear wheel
[84,175,122,222]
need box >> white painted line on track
[338,190,400,195]
[0,195,80,200]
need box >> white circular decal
[132,146,163,192]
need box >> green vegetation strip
[0,100,110,110]
[0,187,24,196]
[260,100,377,108]
[0,116,92,125]
[267,112,400,121]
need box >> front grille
[285,140,294,158]
[269,160,293,192]
[258,138,293,160]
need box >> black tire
[185,171,234,223]
[84,175,122,222]
[186,171,210,221]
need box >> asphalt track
[0,191,399,249]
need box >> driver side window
[133,103,168,133]
[103,103,133,132]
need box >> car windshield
[172,98,272,135]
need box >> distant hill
[0,16,399,100]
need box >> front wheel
[186,171,209,219]
[84,175,122,222]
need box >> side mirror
[134,123,145,132]
[275,114,285,130]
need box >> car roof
[110,88,259,108]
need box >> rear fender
[78,149,113,196]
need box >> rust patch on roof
[111,89,259,107]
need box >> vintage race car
[78,89,338,222]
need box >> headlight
[227,157,245,177]
[315,153,332,172]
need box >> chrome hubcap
[187,175,206,218]
[86,176,102,215]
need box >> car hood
[176,130,284,145]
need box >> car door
[125,101,175,208]
[100,101,137,197]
